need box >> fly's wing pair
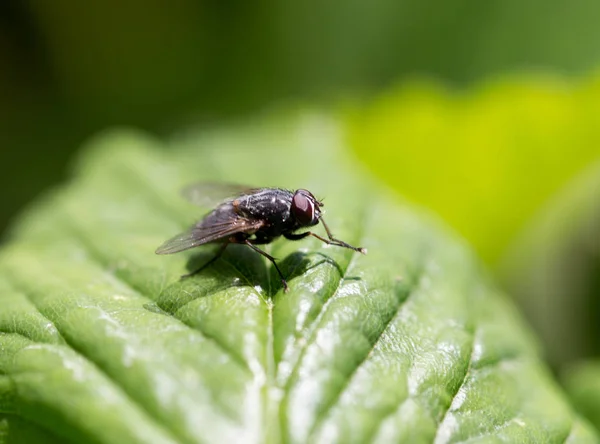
[155,218,265,254]
[181,182,260,208]
[155,182,263,255]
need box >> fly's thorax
[236,188,294,224]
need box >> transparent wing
[181,182,259,207]
[155,218,264,254]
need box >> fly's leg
[319,217,367,253]
[284,218,367,254]
[244,239,289,292]
[283,232,311,241]
[306,232,367,254]
[181,241,230,278]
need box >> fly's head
[290,189,323,228]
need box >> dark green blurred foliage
[501,161,600,368]
[2,0,600,235]
[564,361,600,432]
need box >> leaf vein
[277,209,370,441]
[278,209,369,384]
[433,328,477,444]
[308,275,417,440]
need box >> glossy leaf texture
[0,113,596,443]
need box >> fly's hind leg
[181,241,230,278]
[244,239,289,292]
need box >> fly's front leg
[318,217,367,254]
[308,232,366,254]
[284,219,367,254]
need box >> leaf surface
[0,114,594,443]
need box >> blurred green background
[3,0,600,235]
[1,0,600,416]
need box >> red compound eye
[291,189,316,226]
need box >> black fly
[156,183,366,292]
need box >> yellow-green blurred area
[344,77,600,265]
[342,78,600,378]
[1,0,600,404]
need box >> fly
[156,183,367,292]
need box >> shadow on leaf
[156,245,360,313]
[268,251,362,295]
[155,244,265,314]
[267,251,312,295]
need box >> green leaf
[0,113,595,443]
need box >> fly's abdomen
[199,202,236,228]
